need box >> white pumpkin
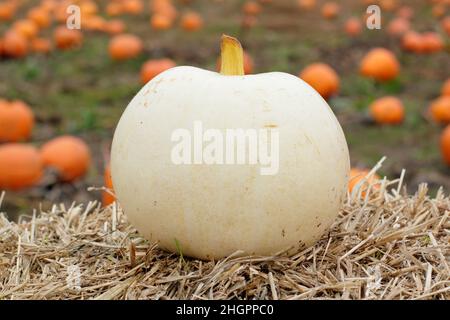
[111,36,350,260]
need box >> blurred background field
[0,0,449,221]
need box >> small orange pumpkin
[321,2,340,20]
[243,1,262,15]
[440,125,450,166]
[369,96,404,125]
[402,31,425,53]
[422,32,444,53]
[82,15,107,32]
[0,144,43,190]
[379,0,397,12]
[54,26,83,50]
[442,79,450,97]
[102,164,116,206]
[122,0,143,15]
[2,31,28,58]
[151,0,177,20]
[360,48,400,82]
[106,2,123,16]
[40,136,91,182]
[108,33,143,60]
[180,11,203,32]
[396,5,414,19]
[0,1,16,21]
[105,19,126,35]
[141,58,176,84]
[348,168,381,196]
[13,19,39,39]
[27,7,51,28]
[150,13,173,30]
[79,0,98,16]
[387,18,410,36]
[344,17,362,37]
[0,100,34,142]
[299,63,340,100]
[429,97,450,124]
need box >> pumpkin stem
[220,34,244,76]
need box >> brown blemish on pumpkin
[264,124,278,128]
[281,229,286,237]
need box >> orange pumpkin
[387,18,410,36]
[54,26,83,50]
[299,63,340,100]
[102,164,116,206]
[0,144,43,190]
[321,2,340,20]
[422,32,444,53]
[79,0,98,16]
[369,96,404,125]
[0,37,3,56]
[151,0,177,20]
[402,31,425,53]
[429,97,450,124]
[379,0,397,12]
[442,79,450,97]
[180,11,203,31]
[348,168,381,196]
[140,58,176,84]
[106,2,123,16]
[105,19,126,35]
[82,15,107,31]
[13,19,39,39]
[440,125,450,166]
[108,33,143,60]
[31,37,52,54]
[40,136,91,182]
[27,7,51,28]
[2,31,28,58]
[0,1,16,21]
[0,100,34,142]
[360,48,400,82]
[150,13,173,30]
[243,1,262,15]
[122,0,143,15]
[396,5,414,19]
[40,0,57,12]
[344,17,362,37]
[297,0,316,10]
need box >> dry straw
[0,163,449,300]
